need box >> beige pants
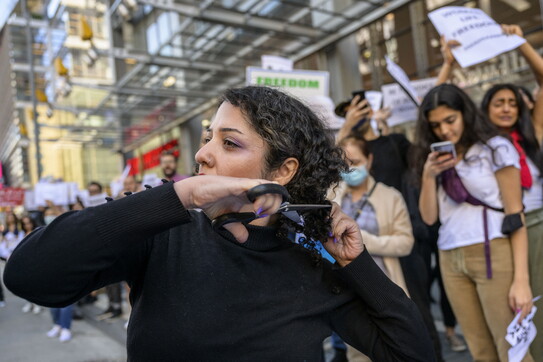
[440,238,533,362]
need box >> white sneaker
[32,305,42,314]
[46,325,61,338]
[59,328,72,343]
[22,302,32,313]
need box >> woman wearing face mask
[415,83,533,361]
[481,83,543,360]
[330,134,415,361]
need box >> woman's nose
[195,143,212,167]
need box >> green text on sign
[256,77,319,88]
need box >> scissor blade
[278,204,331,213]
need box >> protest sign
[0,187,25,207]
[246,67,329,99]
[428,6,525,68]
[506,296,540,362]
[381,77,437,127]
[34,182,70,207]
[365,91,383,112]
[385,56,420,106]
[86,193,109,207]
[261,55,293,71]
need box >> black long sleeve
[4,182,434,361]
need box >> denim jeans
[51,304,74,329]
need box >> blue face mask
[341,165,368,187]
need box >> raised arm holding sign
[428,6,525,68]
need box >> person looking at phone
[414,83,534,362]
[4,86,433,361]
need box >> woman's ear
[271,157,299,186]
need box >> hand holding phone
[430,141,457,159]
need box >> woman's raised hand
[423,151,456,179]
[174,175,283,243]
[323,203,365,267]
[501,24,523,38]
[440,35,461,66]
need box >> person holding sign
[481,82,543,360]
[414,83,534,361]
[4,86,433,361]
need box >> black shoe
[97,307,122,321]
[96,307,114,321]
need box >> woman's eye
[224,139,239,148]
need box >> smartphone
[351,90,366,104]
[430,141,457,159]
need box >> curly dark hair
[481,83,543,176]
[411,84,499,184]
[221,86,348,258]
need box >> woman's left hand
[509,279,533,322]
[323,202,365,267]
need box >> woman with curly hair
[5,86,432,361]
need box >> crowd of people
[0,22,541,361]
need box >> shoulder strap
[354,182,378,220]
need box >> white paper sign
[34,182,70,207]
[261,55,293,71]
[506,304,538,362]
[67,182,79,205]
[428,6,525,68]
[142,173,163,188]
[365,91,383,112]
[381,77,437,127]
[24,190,37,210]
[86,193,109,207]
[384,56,420,106]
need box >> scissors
[211,183,331,231]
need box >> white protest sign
[246,67,329,98]
[86,193,109,207]
[381,77,437,127]
[261,55,293,71]
[67,182,79,205]
[34,182,70,207]
[24,190,37,210]
[142,173,163,188]
[506,297,540,362]
[365,91,383,112]
[385,56,420,106]
[428,6,525,68]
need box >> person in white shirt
[413,84,533,361]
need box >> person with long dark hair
[414,83,533,361]
[481,82,543,360]
[4,86,433,361]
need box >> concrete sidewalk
[0,286,127,362]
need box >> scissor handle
[246,183,290,203]
[212,184,290,232]
[211,212,257,231]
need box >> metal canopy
[8,0,412,151]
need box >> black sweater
[4,183,434,361]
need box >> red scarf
[510,129,532,189]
